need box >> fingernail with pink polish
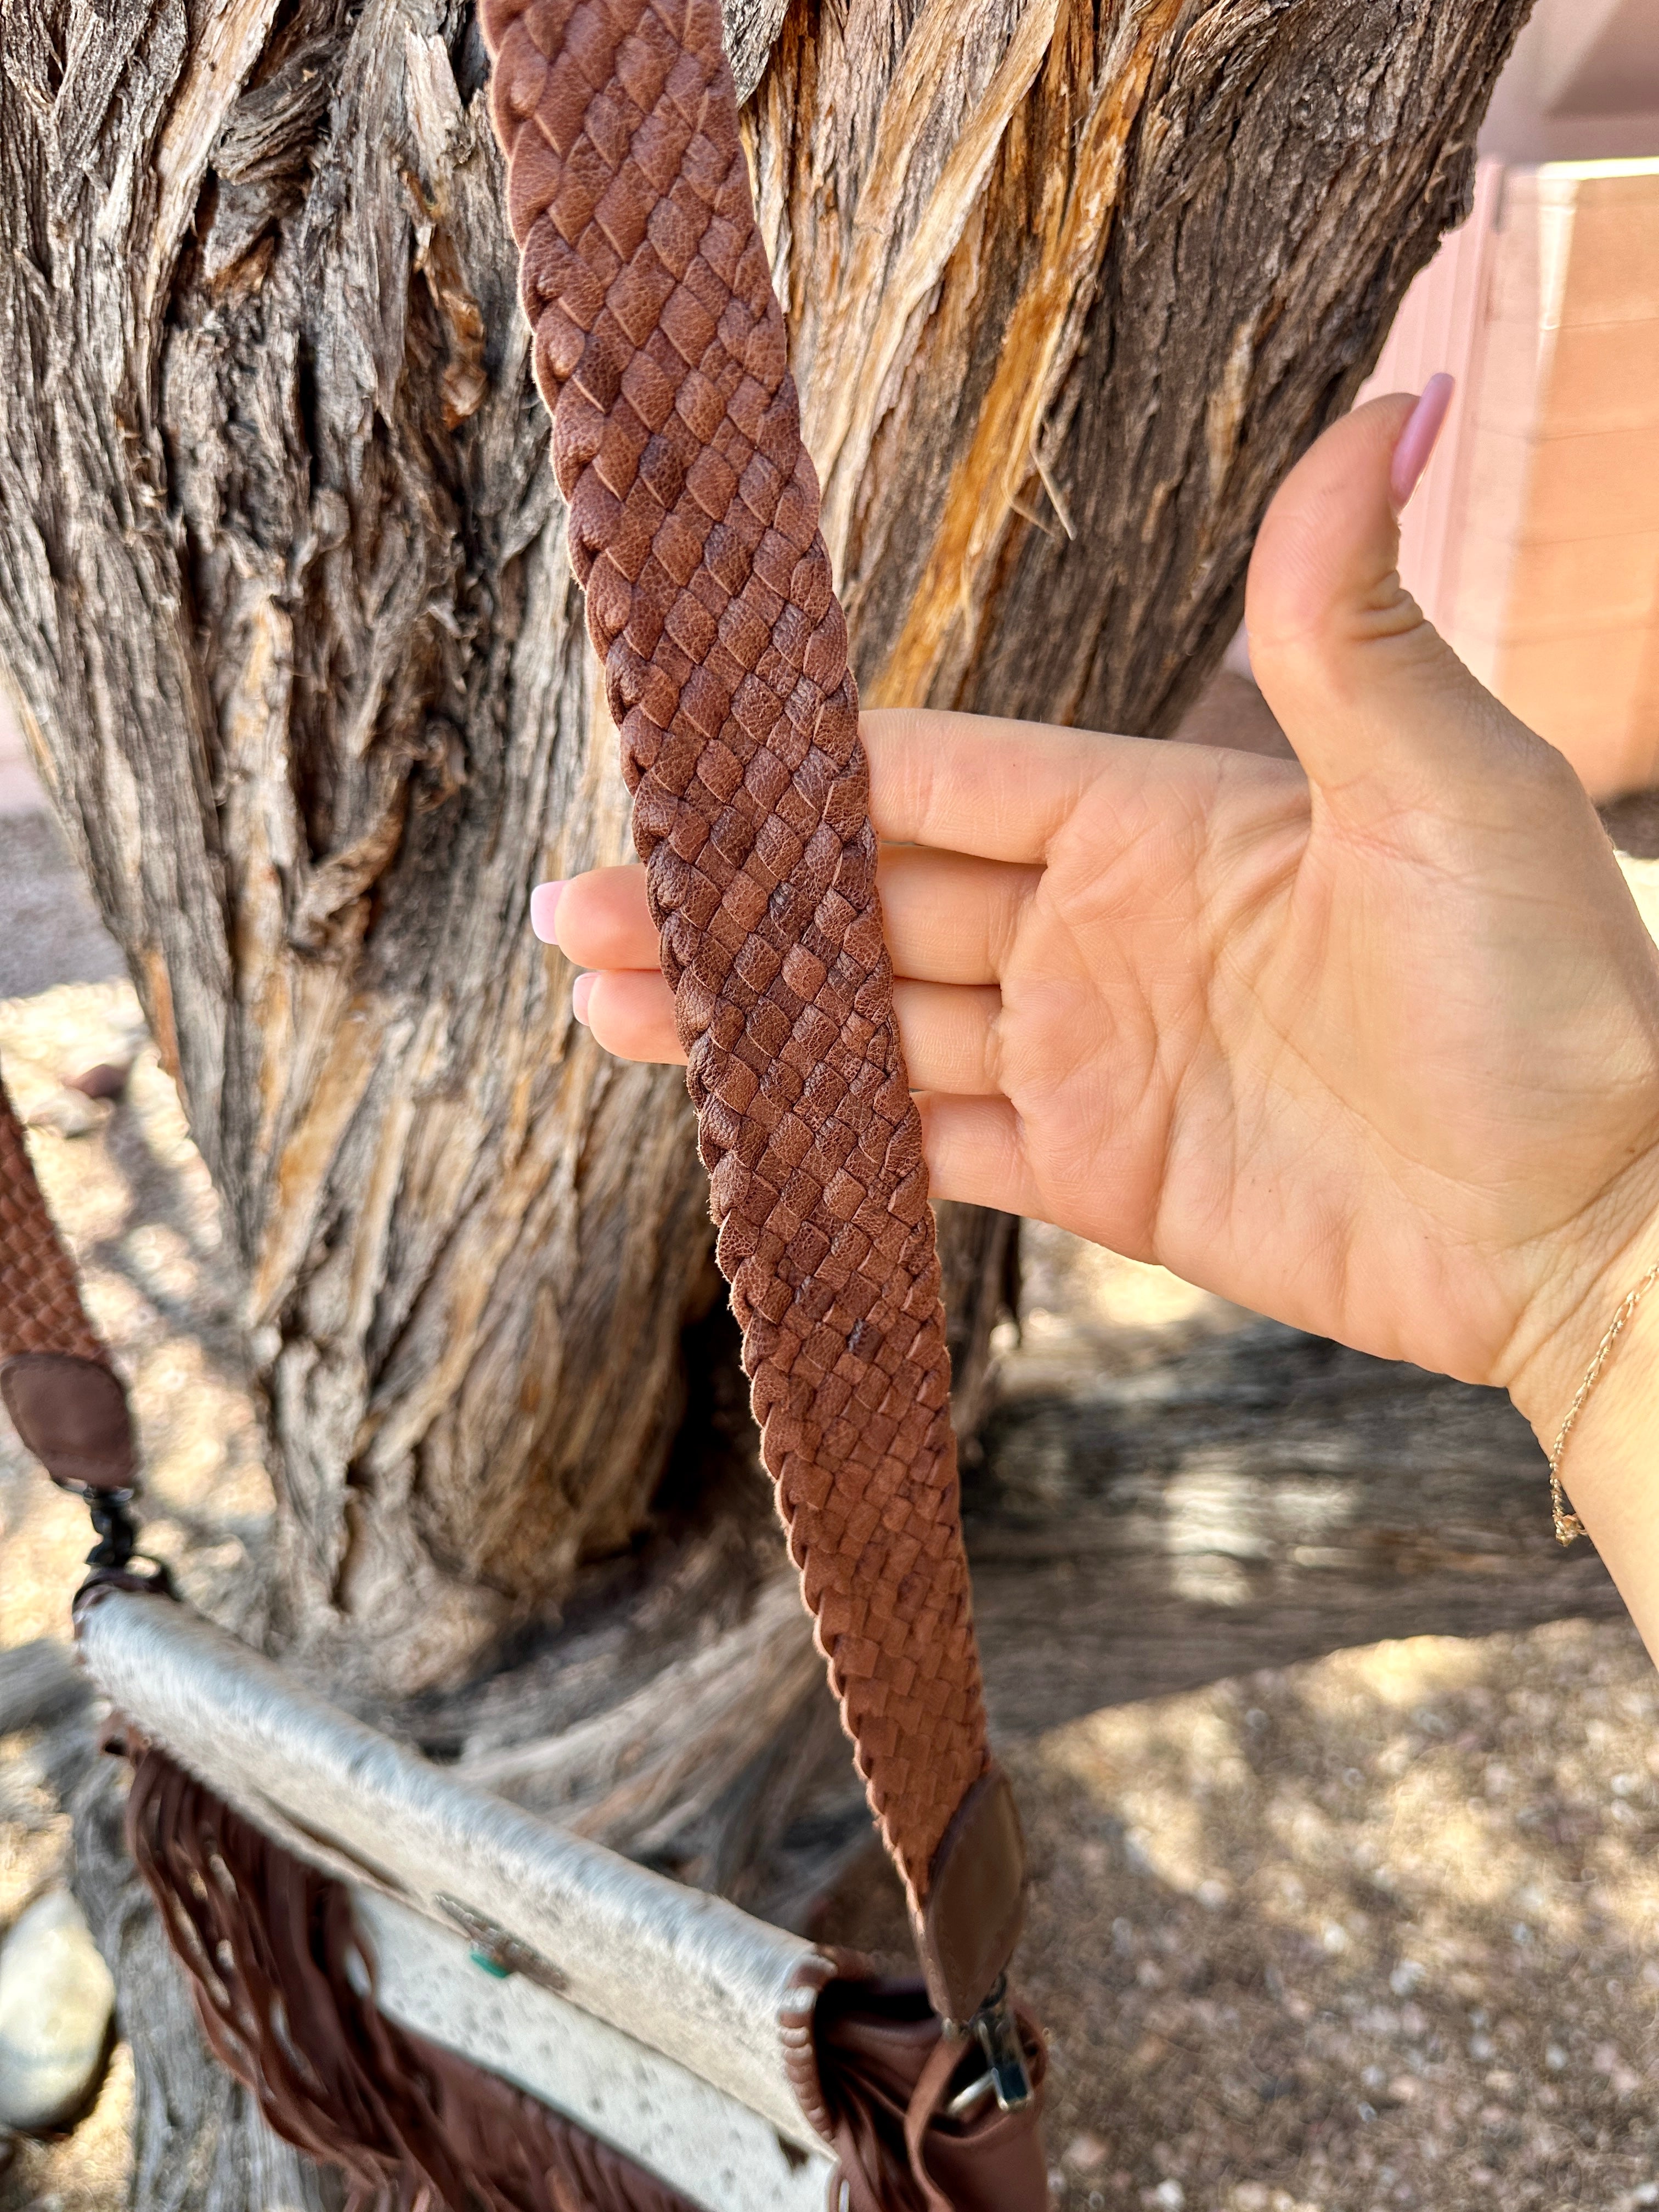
[529,880,566,944]
[571,973,595,1026]
[1390,373,1455,511]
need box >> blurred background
[1362,0,1659,805]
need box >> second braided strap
[0,1069,136,1494]
[0,1071,107,1367]
[480,0,997,1923]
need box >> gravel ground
[1017,1620,1659,2212]
[3,912,1659,2209]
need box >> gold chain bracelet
[1548,1259,1659,1545]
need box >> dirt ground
[3,884,1659,2210]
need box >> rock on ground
[0,1889,114,2132]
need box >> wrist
[1505,1158,1659,1452]
[1508,1167,1659,1671]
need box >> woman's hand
[538,393,1659,1447]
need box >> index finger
[861,707,1115,862]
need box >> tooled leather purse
[0,0,1050,2201]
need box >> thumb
[1245,381,1538,806]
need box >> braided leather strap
[1,1069,135,1494]
[479,0,1016,1979]
[0,1071,106,1364]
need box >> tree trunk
[967,1322,1622,1737]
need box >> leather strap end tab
[2,1352,136,1493]
[915,1763,1026,2024]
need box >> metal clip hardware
[945,1973,1034,2115]
[69,1486,172,1599]
[84,1489,140,1572]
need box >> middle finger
[552,850,1037,988]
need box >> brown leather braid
[478,0,989,1904]
[0,1070,106,1365]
